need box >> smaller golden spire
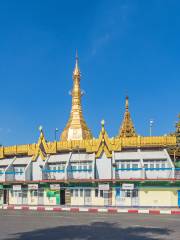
[118,96,137,138]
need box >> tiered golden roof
[0,126,176,160]
[119,96,137,137]
[60,52,92,141]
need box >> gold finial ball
[101,120,105,135]
[39,125,43,132]
[101,119,105,126]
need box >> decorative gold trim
[32,129,47,161]
[95,120,112,158]
[0,135,176,160]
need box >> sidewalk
[1,205,180,215]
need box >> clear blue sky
[0,0,179,146]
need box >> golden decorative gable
[32,128,47,161]
[95,120,113,158]
[32,128,57,161]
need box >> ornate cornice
[0,129,176,160]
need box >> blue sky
[0,0,179,146]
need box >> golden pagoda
[60,52,92,141]
[118,96,137,137]
[176,114,180,142]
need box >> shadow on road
[7,221,172,240]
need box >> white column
[112,151,116,179]
[65,152,72,180]
[164,149,175,178]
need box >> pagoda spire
[73,49,80,76]
[60,52,92,141]
[118,96,137,137]
[175,114,180,143]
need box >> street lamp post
[150,120,154,136]
[54,128,59,141]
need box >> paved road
[0,210,179,240]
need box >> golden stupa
[61,52,92,141]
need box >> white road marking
[132,224,161,229]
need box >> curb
[2,205,180,215]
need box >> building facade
[0,54,179,208]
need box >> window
[75,189,78,197]
[31,190,38,197]
[132,189,138,197]
[14,167,18,174]
[14,167,24,175]
[10,190,14,197]
[161,163,165,168]
[100,190,103,198]
[116,188,120,197]
[127,163,130,169]
[150,164,154,169]
[72,165,77,171]
[20,168,23,175]
[95,189,98,197]
[156,163,160,169]
[88,164,92,171]
[121,164,125,169]
[125,190,131,198]
[115,162,118,168]
[144,164,148,169]
[132,164,138,169]
[85,189,91,197]
[80,189,83,197]
[70,189,73,197]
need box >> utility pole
[150,119,154,136]
[54,128,59,141]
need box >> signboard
[98,184,109,191]
[122,184,134,190]
[28,184,38,190]
[50,184,60,190]
[13,185,21,191]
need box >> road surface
[0,210,179,239]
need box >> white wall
[32,157,44,181]
[25,163,32,181]
[96,152,112,179]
